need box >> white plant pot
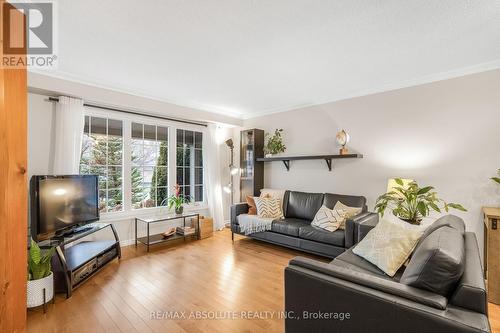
[27,272,54,308]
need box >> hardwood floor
[28,229,500,333]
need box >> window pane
[107,142,122,165]
[176,147,184,167]
[90,136,107,165]
[154,166,168,187]
[91,117,107,136]
[157,126,168,142]
[157,187,168,206]
[176,129,184,146]
[184,167,191,185]
[79,164,89,174]
[144,144,158,166]
[185,131,194,146]
[143,166,154,187]
[132,185,144,209]
[144,124,156,140]
[143,187,156,208]
[132,122,143,139]
[195,168,203,185]
[107,189,123,212]
[195,185,203,202]
[108,119,122,137]
[157,143,168,166]
[80,134,93,165]
[195,149,202,167]
[195,132,202,149]
[131,144,144,166]
[184,186,191,198]
[99,190,107,213]
[176,167,183,185]
[108,166,122,189]
[184,147,191,165]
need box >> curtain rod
[47,97,208,127]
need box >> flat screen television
[30,175,100,241]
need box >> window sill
[99,204,210,223]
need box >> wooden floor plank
[27,229,499,333]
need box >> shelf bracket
[282,160,290,171]
[324,158,332,171]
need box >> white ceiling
[35,0,500,118]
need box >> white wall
[243,69,500,257]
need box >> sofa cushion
[415,214,465,249]
[324,193,366,211]
[271,218,310,237]
[286,191,324,221]
[401,226,465,296]
[298,225,345,247]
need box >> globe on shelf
[335,129,350,155]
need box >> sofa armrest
[230,202,249,227]
[345,212,379,248]
[285,257,491,333]
[289,256,447,309]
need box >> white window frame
[83,106,208,220]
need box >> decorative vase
[175,206,184,215]
[27,272,54,308]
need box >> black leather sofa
[230,190,379,258]
[285,215,490,333]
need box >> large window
[176,129,204,202]
[131,122,169,209]
[80,116,123,213]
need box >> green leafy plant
[492,169,500,184]
[161,184,192,211]
[28,239,55,281]
[264,129,286,155]
[375,178,467,225]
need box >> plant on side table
[163,184,192,215]
[375,178,467,225]
[264,128,286,157]
[27,239,55,308]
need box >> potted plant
[27,239,55,308]
[162,184,192,215]
[374,178,467,225]
[264,129,286,157]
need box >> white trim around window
[83,106,208,220]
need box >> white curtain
[52,96,85,175]
[205,124,226,230]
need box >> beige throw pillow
[311,206,347,232]
[333,201,362,230]
[254,197,284,219]
[352,218,424,277]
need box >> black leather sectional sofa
[285,215,490,333]
[230,190,379,258]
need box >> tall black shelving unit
[240,129,264,199]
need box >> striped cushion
[254,197,284,219]
[311,205,347,232]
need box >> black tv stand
[39,222,120,298]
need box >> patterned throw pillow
[334,201,362,229]
[311,205,348,232]
[353,218,424,277]
[254,197,284,219]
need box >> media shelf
[39,222,121,297]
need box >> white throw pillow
[254,197,284,219]
[311,205,348,232]
[352,218,424,277]
[260,188,286,211]
[333,201,362,230]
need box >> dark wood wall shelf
[256,154,363,171]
